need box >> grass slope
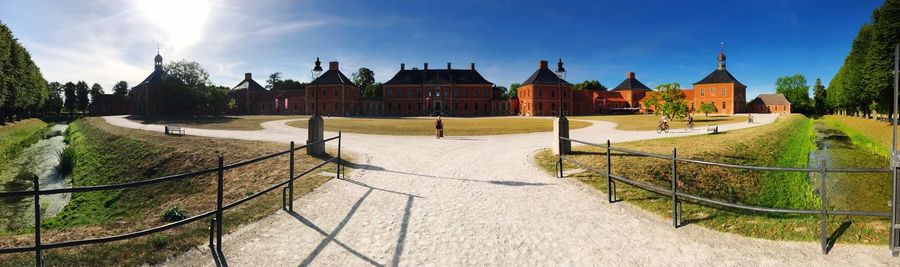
[0,119,50,183]
[287,117,591,136]
[0,118,340,266]
[821,115,894,157]
[536,115,887,244]
[127,115,309,130]
[571,114,746,131]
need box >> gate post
[890,44,899,256]
[671,148,680,228]
[215,156,224,254]
[606,140,614,203]
[820,158,828,255]
[288,141,295,211]
[33,175,42,267]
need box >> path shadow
[391,195,414,267]
[210,245,228,267]
[440,136,485,141]
[126,115,239,125]
[365,165,552,187]
[825,221,853,254]
[343,178,424,198]
[296,188,382,267]
[680,213,718,227]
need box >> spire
[717,41,726,70]
[154,44,163,71]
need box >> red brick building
[687,51,747,115]
[605,72,652,113]
[227,60,360,116]
[517,60,573,116]
[748,94,791,114]
[131,52,171,115]
[383,63,497,116]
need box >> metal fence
[0,132,345,266]
[556,136,894,255]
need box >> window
[538,89,543,97]
[418,103,422,111]
[464,103,469,110]
[475,102,479,110]
[551,90,555,97]
[721,88,727,97]
[436,87,441,97]
[551,103,556,112]
[454,89,459,97]
[388,103,392,111]
[335,103,339,110]
[387,89,393,97]
[722,101,726,109]
[463,89,468,97]
[700,89,705,97]
[454,103,459,110]
[407,103,411,110]
[417,89,421,97]
[335,89,340,97]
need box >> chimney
[627,72,635,79]
[470,63,475,70]
[245,73,252,80]
[447,62,452,70]
[539,60,549,69]
[424,63,428,70]
[400,63,405,71]
[329,61,339,71]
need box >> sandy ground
[102,114,900,266]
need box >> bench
[164,125,185,136]
[705,125,719,134]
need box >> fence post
[672,147,680,228]
[607,140,614,203]
[216,155,224,253]
[337,132,342,179]
[289,141,295,211]
[557,136,564,178]
[33,175,42,267]
[820,158,828,255]
[208,218,215,247]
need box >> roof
[231,78,266,92]
[311,69,357,87]
[750,94,791,105]
[681,89,695,99]
[134,68,165,88]
[694,69,745,86]
[384,69,492,85]
[522,68,572,86]
[611,77,651,91]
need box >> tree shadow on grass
[126,115,239,126]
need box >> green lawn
[571,114,747,131]
[287,117,592,136]
[0,119,49,183]
[0,118,342,266]
[536,114,888,245]
[127,115,309,130]
[821,115,896,157]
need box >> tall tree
[364,82,383,98]
[493,85,508,98]
[90,83,104,104]
[161,60,227,115]
[75,81,89,113]
[813,78,827,116]
[643,82,688,119]
[44,81,63,115]
[352,67,375,94]
[112,81,129,96]
[775,74,810,114]
[63,82,76,115]
[508,83,521,99]
[266,72,282,90]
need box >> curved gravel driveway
[101,114,898,266]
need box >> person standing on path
[435,115,444,139]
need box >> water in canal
[0,124,71,232]
[810,122,891,212]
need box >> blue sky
[0,0,884,98]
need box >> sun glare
[138,0,210,47]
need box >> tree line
[825,0,899,118]
[0,22,48,123]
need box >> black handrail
[0,133,344,267]
[557,136,894,255]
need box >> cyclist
[686,113,695,129]
[659,114,669,128]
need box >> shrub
[162,205,188,222]
[152,234,168,250]
[57,146,76,177]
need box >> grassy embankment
[820,115,895,158]
[0,118,342,266]
[127,115,309,130]
[287,117,591,136]
[0,119,50,184]
[571,114,747,131]
[536,115,887,244]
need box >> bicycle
[685,121,695,131]
[656,122,670,133]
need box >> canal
[811,121,891,213]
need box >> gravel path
[103,114,898,266]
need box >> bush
[152,234,168,250]
[57,146,76,177]
[162,205,188,222]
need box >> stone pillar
[553,116,571,155]
[306,114,325,156]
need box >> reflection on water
[810,122,890,212]
[0,124,70,231]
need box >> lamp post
[554,58,571,155]
[307,57,325,156]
